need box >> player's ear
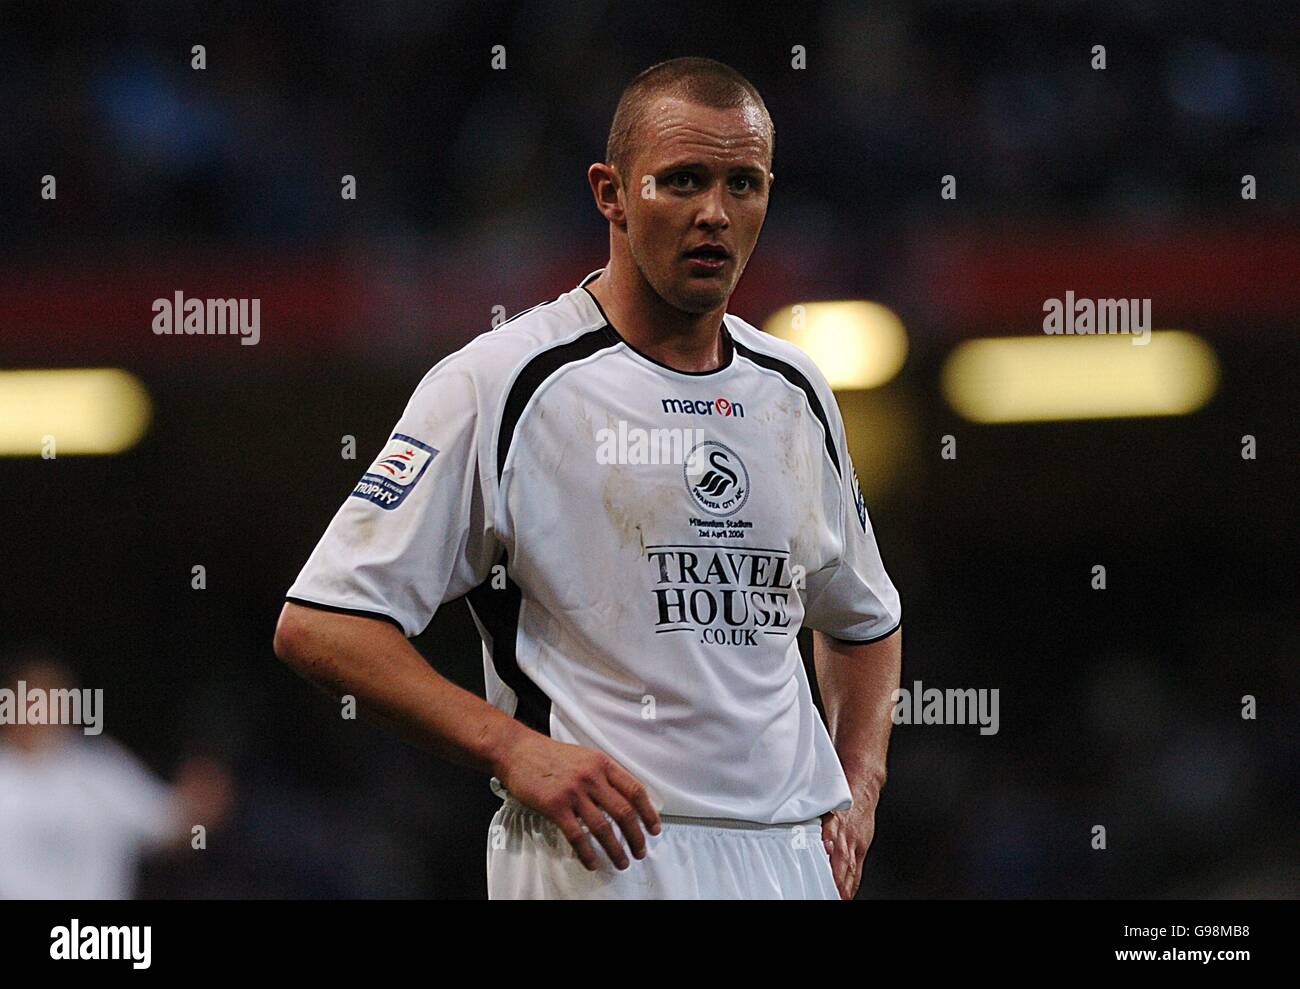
[587,161,626,227]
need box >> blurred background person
[0,650,233,899]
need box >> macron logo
[661,397,745,418]
[50,919,151,970]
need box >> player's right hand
[495,730,662,871]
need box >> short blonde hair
[605,57,774,175]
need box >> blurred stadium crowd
[3,1,1296,251]
[1,0,1295,898]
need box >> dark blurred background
[1,1,1296,898]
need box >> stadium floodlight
[941,331,1219,423]
[0,368,152,455]
[763,300,908,390]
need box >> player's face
[622,97,773,315]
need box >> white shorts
[486,796,840,900]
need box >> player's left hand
[820,788,878,900]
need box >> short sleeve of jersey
[286,352,500,638]
[801,371,902,643]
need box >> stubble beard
[629,236,734,317]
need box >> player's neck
[586,262,727,374]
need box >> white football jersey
[287,269,901,822]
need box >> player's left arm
[791,348,903,898]
[813,626,901,900]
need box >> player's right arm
[273,603,659,869]
[275,340,658,870]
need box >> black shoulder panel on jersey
[466,555,552,737]
[496,326,619,479]
[731,340,841,477]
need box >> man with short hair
[275,57,902,900]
